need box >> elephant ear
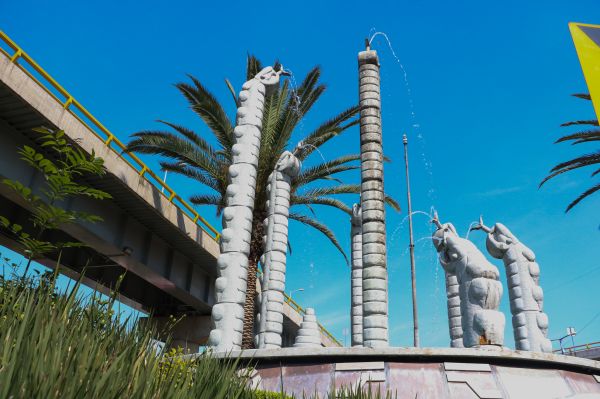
[522,245,536,262]
[485,231,509,259]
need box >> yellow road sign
[569,22,600,119]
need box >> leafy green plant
[0,270,253,399]
[0,127,111,274]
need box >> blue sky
[2,0,599,348]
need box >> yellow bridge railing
[0,30,341,347]
[0,30,220,241]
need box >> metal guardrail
[0,29,341,347]
[554,341,600,355]
[0,30,220,241]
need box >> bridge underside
[0,77,217,316]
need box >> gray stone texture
[293,308,322,348]
[445,272,464,348]
[432,217,505,348]
[480,221,552,353]
[257,151,301,349]
[350,203,363,347]
[358,49,389,348]
[209,67,283,351]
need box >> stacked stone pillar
[445,272,464,348]
[358,47,389,347]
[293,308,322,348]
[350,204,363,347]
[481,222,552,353]
[257,151,300,349]
[208,67,282,352]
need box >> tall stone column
[445,272,464,348]
[350,203,363,347]
[208,67,284,352]
[358,46,389,347]
[476,220,552,353]
[257,151,300,349]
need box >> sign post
[569,22,600,119]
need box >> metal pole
[403,133,420,347]
[161,170,168,193]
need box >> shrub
[0,273,252,398]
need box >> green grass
[0,271,251,399]
[0,270,395,398]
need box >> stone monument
[208,66,285,351]
[358,43,389,348]
[350,203,363,347]
[293,308,322,348]
[473,218,552,353]
[257,151,301,349]
[432,213,505,348]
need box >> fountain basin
[207,347,600,398]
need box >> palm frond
[155,120,218,156]
[294,154,360,187]
[159,161,223,193]
[258,81,289,175]
[300,184,360,197]
[572,93,592,100]
[225,79,239,108]
[384,194,401,212]
[126,131,223,180]
[560,120,599,127]
[289,212,348,264]
[296,106,360,160]
[295,184,400,212]
[566,182,600,212]
[298,67,321,101]
[273,71,327,153]
[540,151,600,187]
[176,75,234,151]
[246,54,263,81]
[291,195,352,214]
[189,194,225,215]
[554,129,600,145]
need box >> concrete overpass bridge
[0,31,340,350]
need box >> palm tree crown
[540,94,600,211]
[126,55,399,348]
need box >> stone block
[363,243,386,256]
[363,289,387,303]
[364,302,388,314]
[362,266,387,279]
[363,278,387,291]
[363,253,387,266]
[363,327,388,341]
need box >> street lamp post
[288,288,304,300]
[403,134,420,347]
[161,170,168,193]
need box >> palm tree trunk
[241,215,264,349]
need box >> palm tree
[540,93,600,211]
[126,56,399,349]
